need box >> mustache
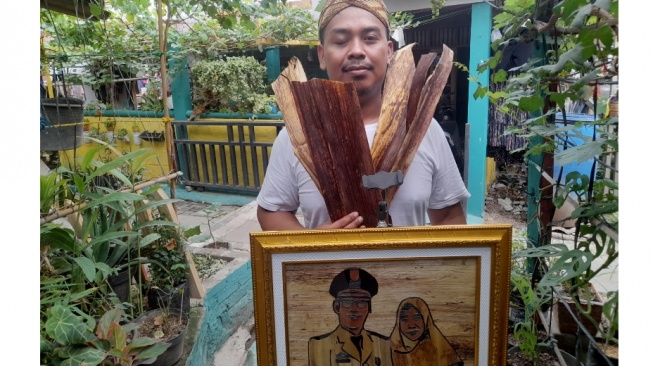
[343,62,373,72]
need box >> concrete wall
[186,260,254,366]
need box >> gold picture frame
[251,225,512,366]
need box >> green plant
[116,128,130,141]
[104,118,117,131]
[42,145,182,315]
[191,56,271,114]
[89,126,101,139]
[430,0,446,17]
[468,0,619,348]
[132,122,141,133]
[144,225,189,290]
[138,79,164,112]
[41,305,168,366]
[510,271,552,364]
[40,172,72,217]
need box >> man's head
[317,0,393,100]
[329,268,379,335]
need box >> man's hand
[257,206,365,231]
[317,212,365,229]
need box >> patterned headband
[318,0,390,33]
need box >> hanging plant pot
[133,131,142,146]
[40,97,85,151]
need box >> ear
[386,40,394,64]
[318,44,326,71]
[332,300,339,314]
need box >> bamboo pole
[157,0,178,202]
[40,171,183,225]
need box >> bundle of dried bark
[385,45,454,204]
[271,44,454,226]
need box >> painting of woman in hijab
[390,297,464,366]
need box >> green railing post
[465,2,492,224]
[265,46,281,84]
[168,46,191,177]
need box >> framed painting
[250,225,512,366]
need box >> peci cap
[329,268,379,298]
[318,0,390,34]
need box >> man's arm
[257,206,365,231]
[427,202,466,225]
[257,206,304,230]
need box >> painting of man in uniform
[308,268,392,366]
[283,257,478,366]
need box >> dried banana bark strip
[371,43,416,172]
[271,57,319,189]
[290,79,381,227]
[406,52,438,131]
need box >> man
[308,268,392,366]
[257,0,470,230]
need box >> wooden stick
[185,251,206,299]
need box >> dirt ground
[481,151,529,238]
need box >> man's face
[317,6,393,99]
[333,289,371,336]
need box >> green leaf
[540,249,593,286]
[96,307,121,338]
[60,347,105,366]
[492,69,508,83]
[133,342,170,360]
[518,95,544,113]
[45,305,96,346]
[83,191,145,209]
[555,139,604,166]
[111,322,128,350]
[594,0,612,10]
[571,4,593,28]
[89,3,102,18]
[184,225,201,238]
[473,85,486,100]
[73,257,97,283]
[128,337,159,348]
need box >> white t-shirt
[257,119,471,228]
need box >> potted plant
[41,96,85,151]
[82,118,92,143]
[143,224,190,316]
[507,270,580,366]
[133,303,188,366]
[104,118,117,143]
[116,128,130,142]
